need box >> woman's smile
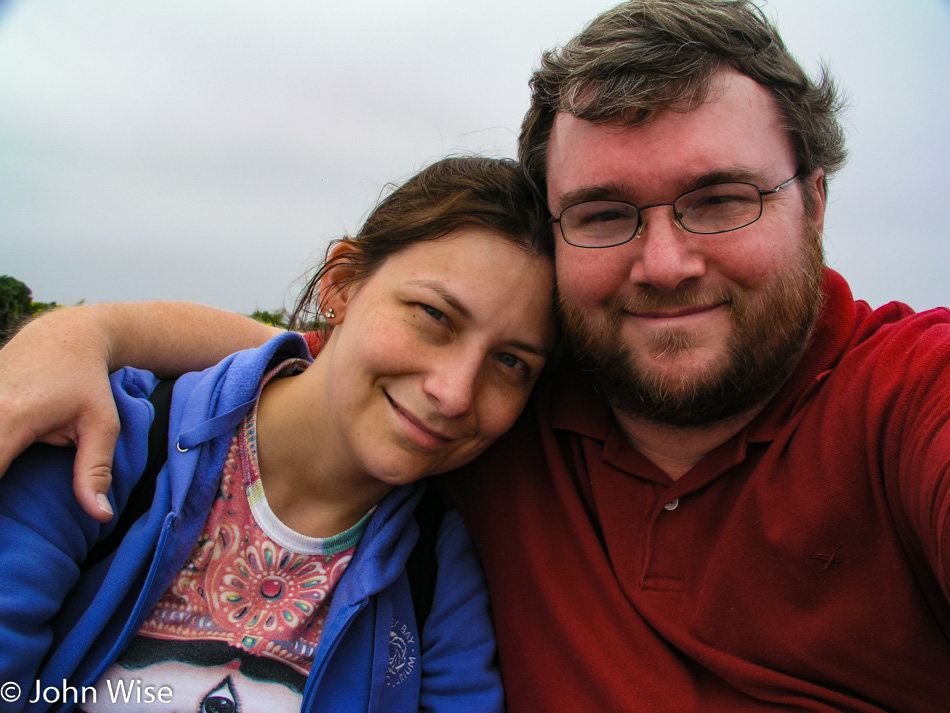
[386,391,457,450]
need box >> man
[1,1,948,710]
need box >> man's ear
[804,168,827,235]
[320,241,361,323]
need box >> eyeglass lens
[560,182,766,247]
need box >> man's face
[546,70,827,426]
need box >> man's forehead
[545,73,793,206]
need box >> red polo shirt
[447,269,950,712]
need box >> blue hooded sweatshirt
[0,333,502,713]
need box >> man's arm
[0,302,278,521]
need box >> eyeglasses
[551,176,799,249]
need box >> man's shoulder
[788,299,950,427]
[786,272,950,410]
[844,300,950,362]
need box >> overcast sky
[2,0,949,315]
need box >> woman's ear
[319,241,361,324]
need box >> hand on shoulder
[0,307,119,521]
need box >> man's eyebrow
[556,183,629,209]
[555,169,771,210]
[687,169,764,187]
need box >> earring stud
[324,307,335,320]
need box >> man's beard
[560,222,826,428]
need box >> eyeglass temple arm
[760,175,798,196]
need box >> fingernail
[96,493,114,516]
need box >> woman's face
[319,227,557,487]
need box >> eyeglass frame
[550,175,800,249]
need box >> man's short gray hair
[519,0,847,196]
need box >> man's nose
[627,205,706,291]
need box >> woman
[0,156,557,712]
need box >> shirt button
[664,498,680,511]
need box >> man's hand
[0,312,118,521]
[0,301,280,521]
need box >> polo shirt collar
[550,361,613,441]
[747,268,860,442]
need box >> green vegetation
[249,309,291,329]
[249,308,322,333]
[0,275,60,345]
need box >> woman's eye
[496,352,527,372]
[420,304,446,322]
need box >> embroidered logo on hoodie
[386,619,418,687]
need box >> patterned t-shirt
[85,360,372,711]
